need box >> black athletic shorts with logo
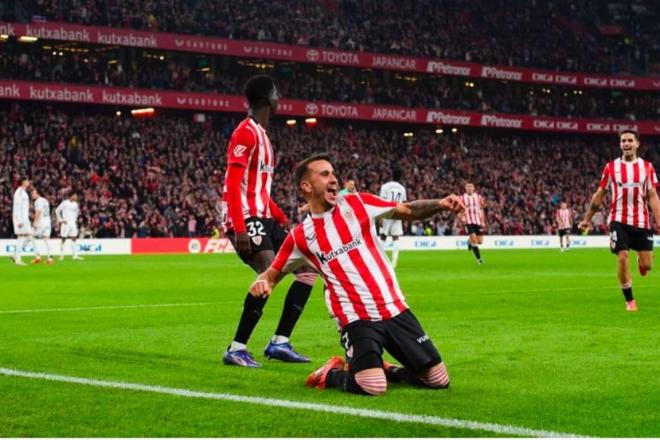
[340,310,442,374]
[558,228,570,237]
[609,221,654,254]
[227,216,287,264]
[466,224,482,236]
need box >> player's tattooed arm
[646,187,660,231]
[578,187,606,230]
[392,195,464,221]
[249,267,286,298]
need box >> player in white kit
[31,188,54,264]
[379,168,407,268]
[12,177,37,266]
[55,192,83,260]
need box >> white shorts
[380,219,403,237]
[34,224,52,238]
[60,224,79,238]
[13,221,33,236]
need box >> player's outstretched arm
[249,267,287,298]
[391,195,464,221]
[646,187,660,232]
[578,188,606,231]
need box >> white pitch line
[0,367,589,438]
[0,302,217,315]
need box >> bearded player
[250,153,465,395]
[579,130,660,312]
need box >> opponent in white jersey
[31,188,54,264]
[249,153,465,396]
[12,177,37,266]
[555,202,573,252]
[379,168,407,268]
[461,182,486,264]
[579,130,660,312]
[55,192,83,260]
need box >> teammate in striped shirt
[222,75,316,367]
[555,202,573,252]
[249,153,464,395]
[379,167,406,268]
[579,130,660,312]
[461,182,486,264]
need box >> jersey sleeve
[12,192,22,223]
[402,187,407,202]
[598,163,611,190]
[647,163,658,190]
[379,184,387,199]
[272,231,306,273]
[358,193,398,220]
[226,125,257,168]
[55,202,64,221]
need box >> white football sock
[229,341,247,352]
[25,236,38,257]
[271,335,290,344]
[392,239,400,267]
[13,237,25,261]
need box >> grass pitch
[1,249,659,437]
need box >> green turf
[1,249,659,437]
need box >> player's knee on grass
[354,368,387,396]
[418,362,450,389]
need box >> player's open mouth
[326,187,337,198]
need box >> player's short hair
[294,152,335,189]
[619,129,639,141]
[19,176,29,184]
[243,75,276,108]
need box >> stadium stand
[1,43,659,120]
[3,103,658,238]
[15,0,659,74]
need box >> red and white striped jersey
[222,117,275,231]
[556,208,572,229]
[599,158,658,229]
[462,193,484,225]
[272,193,409,328]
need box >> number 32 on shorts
[246,220,266,237]
[610,230,617,249]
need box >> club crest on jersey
[343,209,354,223]
[233,144,248,157]
[251,236,262,246]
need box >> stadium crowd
[1,44,659,120]
[3,103,656,239]
[16,0,658,74]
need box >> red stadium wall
[0,21,659,91]
[0,79,657,135]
